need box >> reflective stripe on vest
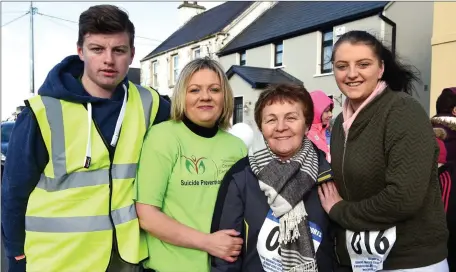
[26,203,136,232]
[36,163,137,191]
[33,84,159,193]
[24,82,159,271]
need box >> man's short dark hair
[77,4,135,48]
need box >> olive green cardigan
[329,88,448,269]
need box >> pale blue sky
[1,1,223,118]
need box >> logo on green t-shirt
[182,155,207,175]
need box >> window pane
[174,70,179,82]
[323,45,333,71]
[323,31,333,42]
[237,111,243,123]
[240,51,246,66]
[275,52,283,65]
[194,49,200,59]
[276,43,283,52]
[234,97,243,124]
[152,62,157,73]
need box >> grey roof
[141,1,254,61]
[219,1,389,56]
[227,65,303,88]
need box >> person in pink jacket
[308,90,334,162]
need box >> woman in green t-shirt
[134,57,248,272]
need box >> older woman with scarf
[211,83,336,272]
[318,30,449,271]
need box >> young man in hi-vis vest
[1,4,170,272]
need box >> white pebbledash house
[140,1,276,96]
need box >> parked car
[1,121,15,174]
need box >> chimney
[178,1,206,26]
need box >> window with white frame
[321,29,334,74]
[240,51,246,66]
[274,41,283,67]
[233,97,243,124]
[193,47,201,59]
[151,61,158,88]
[171,54,179,85]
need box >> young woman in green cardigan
[318,30,449,272]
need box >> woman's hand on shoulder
[203,229,243,263]
[318,182,343,214]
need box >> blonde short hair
[171,57,234,130]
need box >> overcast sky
[1,1,223,118]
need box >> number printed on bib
[257,210,282,272]
[346,226,396,272]
[257,210,323,272]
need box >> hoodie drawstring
[111,84,128,147]
[83,84,128,169]
[84,103,93,168]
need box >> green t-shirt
[135,120,247,272]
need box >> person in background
[324,118,336,149]
[308,90,334,162]
[211,83,336,272]
[431,87,456,162]
[435,127,456,272]
[1,4,170,272]
[325,120,332,146]
[318,30,449,271]
[134,57,247,272]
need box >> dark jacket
[210,145,337,272]
[1,55,170,269]
[438,162,456,272]
[431,115,456,163]
[330,89,448,270]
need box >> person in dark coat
[432,87,456,163]
[435,127,456,272]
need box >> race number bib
[346,226,396,272]
[257,210,282,272]
[257,210,323,272]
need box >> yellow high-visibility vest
[24,82,160,272]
